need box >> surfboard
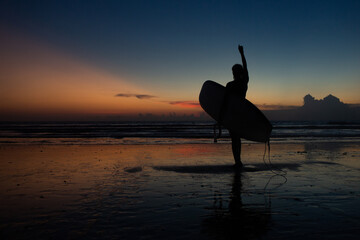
[199,80,272,143]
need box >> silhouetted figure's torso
[226,78,248,99]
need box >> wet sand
[0,142,359,239]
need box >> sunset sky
[1,0,359,121]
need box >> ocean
[1,121,360,145]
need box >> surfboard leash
[213,124,217,142]
[263,140,288,197]
[213,123,222,143]
[263,140,287,180]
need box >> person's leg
[230,131,242,167]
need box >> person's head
[232,64,245,81]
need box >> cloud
[115,93,156,99]
[168,101,200,108]
[263,94,360,121]
[256,104,299,111]
[303,94,346,108]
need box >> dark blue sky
[1,0,360,109]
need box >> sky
[0,0,359,121]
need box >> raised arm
[238,45,247,72]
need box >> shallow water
[0,142,359,239]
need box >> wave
[1,121,360,144]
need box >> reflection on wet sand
[0,143,359,239]
[202,169,271,239]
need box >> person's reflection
[228,168,243,213]
[202,169,271,239]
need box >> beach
[0,140,359,239]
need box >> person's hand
[238,45,244,54]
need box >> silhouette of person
[219,45,249,167]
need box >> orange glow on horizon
[0,29,202,120]
[3,28,357,121]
